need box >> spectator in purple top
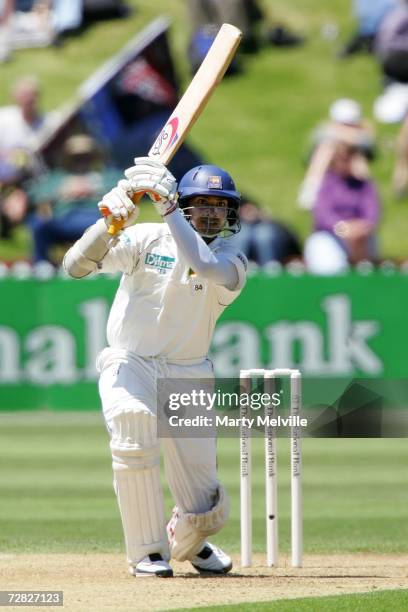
[304,142,380,275]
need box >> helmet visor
[181,196,240,238]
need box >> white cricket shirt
[99,223,247,361]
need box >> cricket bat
[103,23,242,235]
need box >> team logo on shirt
[145,252,175,274]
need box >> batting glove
[98,180,140,229]
[125,157,178,217]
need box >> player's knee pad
[110,407,159,471]
[167,484,230,561]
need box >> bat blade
[149,23,242,164]
[105,23,242,234]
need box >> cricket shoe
[131,553,173,578]
[190,543,232,575]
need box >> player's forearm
[165,209,239,289]
[63,218,117,278]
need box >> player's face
[188,195,229,237]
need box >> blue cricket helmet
[178,164,241,203]
[178,165,241,237]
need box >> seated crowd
[0,74,305,269]
[0,0,129,62]
[0,76,387,274]
[5,3,407,273]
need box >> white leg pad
[110,408,169,566]
[167,484,230,561]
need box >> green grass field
[0,411,407,555]
[0,412,407,610]
[0,0,407,261]
[173,590,408,612]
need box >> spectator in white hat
[298,98,375,210]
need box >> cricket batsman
[63,158,247,577]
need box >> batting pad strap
[63,219,119,278]
[111,408,159,469]
[112,445,159,470]
[167,484,230,561]
[109,408,158,454]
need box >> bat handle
[101,192,144,235]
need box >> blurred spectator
[298,98,375,210]
[82,0,129,21]
[392,113,408,196]
[231,201,302,265]
[187,0,304,72]
[339,0,397,58]
[1,0,130,54]
[52,0,82,37]
[373,81,408,123]
[0,0,14,61]
[375,0,408,84]
[0,76,48,239]
[315,99,376,158]
[304,142,381,275]
[189,0,261,55]
[9,0,55,49]
[52,0,130,43]
[372,0,408,201]
[27,134,121,263]
[372,3,408,124]
[0,148,43,238]
[0,76,48,151]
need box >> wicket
[239,368,303,568]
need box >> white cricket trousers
[97,347,219,566]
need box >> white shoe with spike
[131,553,173,578]
[190,543,232,575]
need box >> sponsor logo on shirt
[145,252,175,274]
